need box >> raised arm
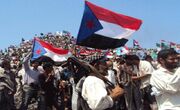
[22,52,32,72]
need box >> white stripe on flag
[44,48,72,62]
[95,20,135,39]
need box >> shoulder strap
[87,64,115,89]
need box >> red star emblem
[36,49,41,54]
[86,20,94,29]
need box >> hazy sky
[0,0,180,50]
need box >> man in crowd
[145,55,158,69]
[38,62,63,109]
[0,59,16,110]
[106,59,116,85]
[81,55,124,110]
[124,55,157,110]
[20,52,42,110]
[150,48,180,110]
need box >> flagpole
[133,39,135,49]
[74,46,77,57]
[169,41,172,48]
[31,37,36,59]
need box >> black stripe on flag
[76,34,128,49]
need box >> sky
[0,0,180,50]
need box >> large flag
[32,38,71,62]
[76,1,142,49]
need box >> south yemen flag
[32,38,71,62]
[76,1,142,49]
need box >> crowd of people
[0,31,179,110]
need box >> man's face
[45,66,53,74]
[163,54,178,70]
[106,61,113,69]
[32,62,39,69]
[3,61,11,69]
[146,57,153,63]
[125,59,134,66]
[97,62,108,76]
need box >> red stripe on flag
[86,1,142,30]
[35,38,69,55]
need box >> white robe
[150,67,180,110]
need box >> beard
[164,62,178,70]
[99,69,108,76]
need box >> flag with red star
[32,38,71,62]
[76,1,142,49]
[116,46,129,55]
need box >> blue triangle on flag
[77,2,103,43]
[32,39,47,60]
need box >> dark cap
[83,53,106,64]
[43,62,53,70]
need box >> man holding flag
[20,37,72,109]
[20,52,42,110]
[76,1,142,110]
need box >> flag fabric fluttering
[156,43,161,51]
[169,42,176,48]
[21,38,25,42]
[76,1,142,49]
[116,46,129,56]
[161,40,169,49]
[32,38,72,62]
[175,44,180,53]
[133,39,141,48]
[62,30,71,37]
[156,43,161,48]
[106,51,114,59]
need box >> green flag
[156,43,161,47]
[161,42,169,49]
